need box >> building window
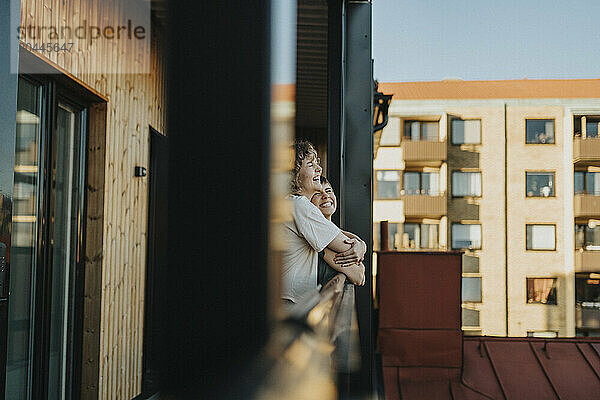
[402,223,439,249]
[462,255,479,273]
[526,172,555,197]
[403,120,439,141]
[526,224,556,250]
[462,277,482,302]
[575,171,600,195]
[375,170,400,199]
[462,308,480,327]
[575,273,600,307]
[575,224,600,250]
[526,119,554,144]
[574,116,600,138]
[452,172,481,197]
[527,331,558,338]
[451,119,481,144]
[402,171,440,195]
[373,222,401,250]
[527,278,557,304]
[452,224,482,250]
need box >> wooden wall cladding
[20,1,167,399]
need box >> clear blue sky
[373,0,600,82]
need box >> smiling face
[311,182,337,220]
[297,152,322,197]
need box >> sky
[373,0,600,82]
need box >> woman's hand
[334,238,367,267]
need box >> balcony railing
[400,194,447,217]
[257,274,359,398]
[573,137,600,164]
[574,194,600,217]
[401,140,446,163]
[574,250,600,272]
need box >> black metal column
[0,1,19,398]
[164,2,271,397]
[327,0,344,227]
[342,1,373,396]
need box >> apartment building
[374,79,600,338]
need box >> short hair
[290,140,318,194]
[320,176,329,185]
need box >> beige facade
[375,79,600,338]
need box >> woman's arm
[323,248,365,285]
[333,230,367,266]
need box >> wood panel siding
[20,1,167,399]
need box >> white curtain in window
[531,225,555,250]
[453,172,481,196]
[422,122,438,141]
[464,120,481,143]
[545,121,554,136]
[411,121,420,141]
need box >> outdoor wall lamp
[373,80,393,134]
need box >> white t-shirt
[281,195,341,303]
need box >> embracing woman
[281,140,366,305]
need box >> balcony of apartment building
[374,170,447,217]
[575,222,600,272]
[401,119,446,166]
[576,273,600,336]
[574,170,600,217]
[573,115,600,164]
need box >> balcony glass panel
[586,172,600,195]
[587,120,600,138]
[404,172,440,195]
[421,172,439,195]
[402,223,438,249]
[575,172,585,194]
[373,222,401,250]
[576,224,600,250]
[422,122,439,141]
[404,120,439,141]
[403,172,420,195]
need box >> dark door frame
[1,46,107,400]
[140,126,168,398]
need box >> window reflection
[376,170,400,199]
[526,119,554,144]
[526,172,554,197]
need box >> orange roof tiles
[378,79,600,100]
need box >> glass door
[47,102,85,400]
[6,77,43,400]
[5,77,87,400]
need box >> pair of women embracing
[281,140,366,305]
